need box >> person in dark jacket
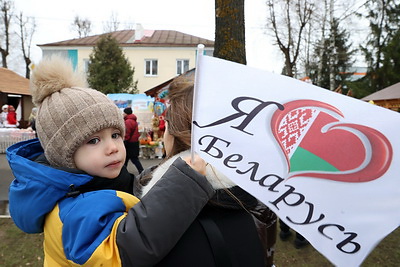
[123,107,144,173]
[7,56,215,266]
[135,75,277,266]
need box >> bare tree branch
[16,11,36,78]
[0,0,13,68]
[71,15,92,38]
[266,0,314,77]
[103,12,120,33]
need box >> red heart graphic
[271,100,392,183]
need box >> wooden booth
[0,68,36,153]
[362,82,400,112]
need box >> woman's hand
[183,154,207,176]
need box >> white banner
[191,55,400,267]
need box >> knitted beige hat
[30,56,125,168]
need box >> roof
[361,82,400,101]
[145,77,174,97]
[38,30,214,48]
[0,68,30,95]
[145,68,195,97]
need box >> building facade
[39,26,214,93]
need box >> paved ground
[0,153,162,202]
[0,153,13,202]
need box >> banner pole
[191,44,205,163]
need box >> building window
[145,59,158,76]
[176,59,189,75]
[83,59,90,73]
[204,50,214,57]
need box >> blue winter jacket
[8,139,95,233]
[7,138,214,266]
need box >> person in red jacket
[123,107,144,174]
[6,105,18,127]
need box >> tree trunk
[0,49,8,68]
[0,0,12,68]
[328,0,336,90]
[24,57,31,79]
[214,0,246,64]
[316,0,328,86]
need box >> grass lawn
[0,218,399,266]
[0,218,44,266]
[274,226,400,266]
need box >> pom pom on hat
[30,56,125,168]
[30,56,87,105]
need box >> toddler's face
[74,127,126,178]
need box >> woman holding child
[7,56,275,266]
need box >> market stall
[139,131,164,159]
[362,82,400,111]
[143,70,196,159]
[107,93,165,158]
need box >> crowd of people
[6,55,307,267]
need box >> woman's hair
[163,74,247,208]
[165,76,194,158]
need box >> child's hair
[165,76,194,158]
[30,55,125,168]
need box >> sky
[10,0,284,76]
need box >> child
[7,56,214,266]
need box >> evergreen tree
[87,34,138,94]
[309,19,355,92]
[378,28,400,88]
[360,0,400,93]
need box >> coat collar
[140,150,236,197]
